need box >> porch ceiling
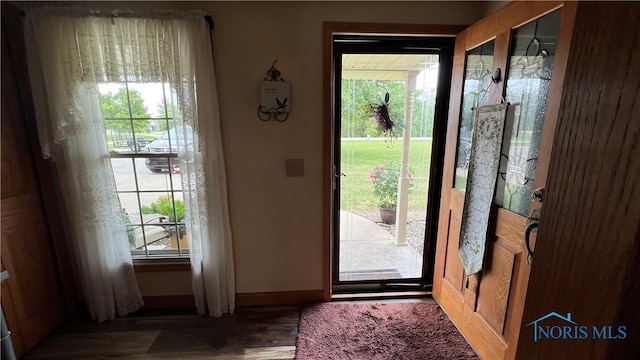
[341,54,439,81]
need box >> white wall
[199,1,492,294]
[57,1,499,296]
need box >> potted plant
[370,162,414,224]
[142,195,188,249]
[165,223,188,249]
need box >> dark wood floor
[23,306,300,360]
[23,297,436,359]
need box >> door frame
[322,22,467,300]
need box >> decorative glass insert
[455,40,495,190]
[495,10,562,215]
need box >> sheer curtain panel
[23,7,235,320]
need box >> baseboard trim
[142,290,324,310]
[142,295,195,310]
[236,290,324,306]
[331,291,433,301]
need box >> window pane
[142,155,181,178]
[118,192,141,217]
[136,159,182,191]
[140,191,184,224]
[99,83,128,118]
[495,10,562,215]
[127,83,160,119]
[100,81,187,258]
[105,120,132,152]
[112,157,137,191]
[455,40,495,190]
[139,224,170,251]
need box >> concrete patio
[338,211,423,281]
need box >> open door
[330,35,454,294]
[432,2,577,359]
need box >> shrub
[141,195,185,222]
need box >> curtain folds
[23,6,235,320]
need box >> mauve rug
[295,302,479,360]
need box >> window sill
[133,259,191,272]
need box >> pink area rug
[295,302,478,360]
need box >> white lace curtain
[23,7,235,320]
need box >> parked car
[144,127,193,172]
[126,137,150,152]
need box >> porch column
[395,70,419,245]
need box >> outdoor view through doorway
[333,36,453,290]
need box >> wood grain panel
[0,271,26,357]
[462,306,507,360]
[1,194,65,355]
[1,106,36,199]
[24,306,300,359]
[322,22,467,36]
[443,212,464,294]
[322,21,333,301]
[4,5,79,319]
[449,189,464,213]
[437,278,465,323]
[465,2,563,50]
[433,3,581,360]
[476,238,516,335]
[517,2,640,358]
[134,262,191,272]
[141,295,196,310]
[494,208,527,249]
[2,10,68,357]
[433,31,467,301]
[489,30,511,103]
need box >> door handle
[333,164,346,178]
[524,188,544,265]
[525,207,541,265]
[332,165,345,191]
[524,221,538,265]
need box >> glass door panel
[455,40,495,190]
[338,54,439,282]
[495,10,562,215]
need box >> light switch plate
[285,158,304,177]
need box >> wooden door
[1,19,66,358]
[516,2,640,358]
[432,2,577,359]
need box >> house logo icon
[526,312,577,342]
[526,312,627,342]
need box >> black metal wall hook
[257,105,289,122]
[265,59,283,82]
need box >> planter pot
[170,234,189,249]
[379,207,397,225]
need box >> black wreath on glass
[370,92,396,136]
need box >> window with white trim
[100,82,189,258]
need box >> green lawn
[339,139,433,211]
[107,131,165,150]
